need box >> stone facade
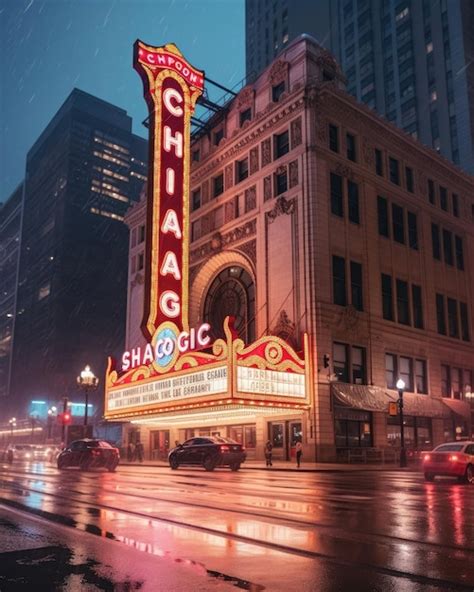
[123,37,473,462]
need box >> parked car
[168,436,246,471]
[422,441,474,483]
[57,439,120,472]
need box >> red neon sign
[134,41,204,341]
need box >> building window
[38,283,51,301]
[346,133,357,162]
[275,170,288,195]
[330,173,344,217]
[455,235,464,270]
[439,186,448,211]
[192,188,201,211]
[415,359,427,394]
[460,302,470,342]
[381,273,394,321]
[213,128,224,146]
[139,225,145,243]
[396,279,410,325]
[441,364,450,397]
[352,346,366,384]
[375,149,383,176]
[385,353,397,389]
[213,173,224,198]
[411,284,423,329]
[274,130,289,159]
[436,294,446,335]
[333,343,349,382]
[236,158,249,183]
[428,179,435,204]
[399,356,413,391]
[192,148,200,162]
[389,157,400,185]
[350,261,363,311]
[272,81,285,102]
[442,229,453,265]
[332,255,346,306]
[138,253,144,271]
[405,166,414,192]
[347,180,359,224]
[447,298,459,338]
[407,211,418,249]
[392,203,405,244]
[431,223,441,260]
[452,193,459,217]
[451,368,462,399]
[377,196,389,237]
[329,124,339,152]
[240,108,252,127]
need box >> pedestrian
[264,440,273,467]
[136,441,144,463]
[295,440,303,468]
[127,441,135,462]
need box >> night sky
[0,0,244,204]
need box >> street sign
[388,402,398,416]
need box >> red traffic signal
[57,412,72,425]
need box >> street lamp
[77,365,98,433]
[396,378,407,468]
[47,407,57,439]
[9,417,16,439]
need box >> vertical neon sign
[133,41,204,346]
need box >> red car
[422,441,474,483]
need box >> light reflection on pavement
[0,461,473,591]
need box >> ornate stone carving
[271,310,296,348]
[261,138,272,167]
[201,213,211,236]
[268,59,289,86]
[289,160,299,188]
[275,164,287,176]
[245,185,257,213]
[316,116,327,144]
[201,179,209,205]
[267,195,295,223]
[290,117,302,148]
[190,220,257,265]
[210,232,223,252]
[249,147,259,175]
[264,175,272,202]
[225,198,237,223]
[335,162,355,181]
[235,238,256,268]
[362,137,373,167]
[237,85,255,109]
[225,164,234,190]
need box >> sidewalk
[120,459,416,472]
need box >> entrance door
[269,421,303,461]
[289,421,302,460]
[150,430,170,461]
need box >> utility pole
[61,397,68,444]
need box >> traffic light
[58,412,72,425]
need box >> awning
[442,398,472,421]
[331,383,393,412]
[332,383,452,418]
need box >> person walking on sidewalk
[264,440,273,467]
[136,441,144,463]
[295,440,303,468]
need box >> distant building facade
[8,89,147,417]
[123,37,473,462]
[0,183,23,400]
[245,0,474,173]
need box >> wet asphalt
[0,461,473,592]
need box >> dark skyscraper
[245,0,474,173]
[8,89,147,416]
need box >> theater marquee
[104,42,311,421]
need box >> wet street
[0,462,473,591]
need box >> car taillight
[448,454,459,462]
[241,446,245,451]
[423,454,431,462]
[220,445,230,452]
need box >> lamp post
[77,365,98,436]
[9,417,16,439]
[47,407,57,439]
[396,378,407,468]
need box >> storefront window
[290,422,302,445]
[244,426,256,449]
[387,416,431,449]
[229,426,243,444]
[271,423,284,448]
[334,407,372,447]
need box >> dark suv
[168,436,246,471]
[57,439,119,472]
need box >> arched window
[203,266,255,343]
